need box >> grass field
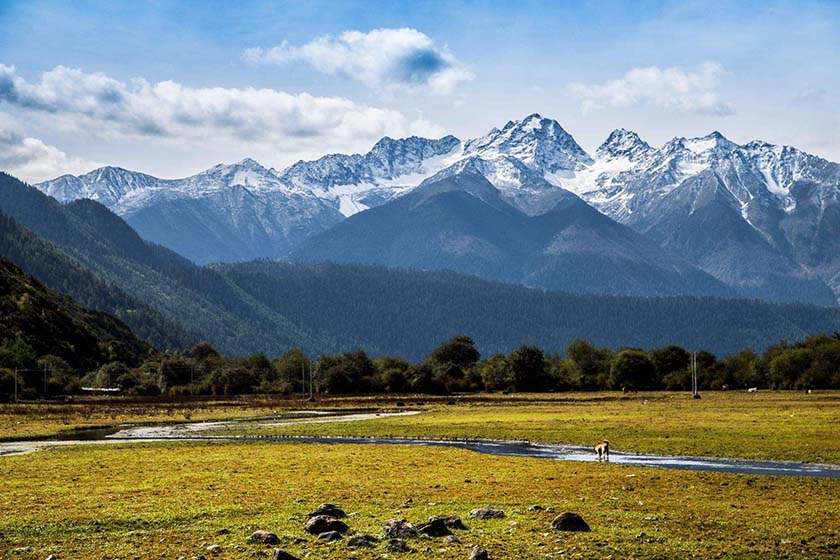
[1,392,838,559]
[1,440,838,559]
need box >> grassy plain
[1,440,839,560]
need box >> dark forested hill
[0,211,194,350]
[215,260,840,360]
[0,257,152,369]
[0,172,314,356]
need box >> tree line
[3,333,840,399]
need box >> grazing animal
[748,387,758,393]
[595,440,610,462]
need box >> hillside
[0,257,152,370]
[0,211,194,351]
[0,172,315,356]
[216,260,840,359]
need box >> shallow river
[2,411,839,479]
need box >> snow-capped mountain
[31,113,840,303]
[36,159,343,264]
[279,135,461,216]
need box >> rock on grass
[307,503,346,518]
[384,518,418,538]
[247,530,280,544]
[551,512,591,532]
[347,533,378,548]
[469,545,490,560]
[469,507,505,519]
[305,515,349,535]
[271,550,301,560]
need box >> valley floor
[1,392,838,559]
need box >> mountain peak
[464,114,593,173]
[596,129,651,160]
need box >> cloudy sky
[0,0,838,182]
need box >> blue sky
[0,0,837,181]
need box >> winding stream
[2,411,839,479]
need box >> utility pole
[309,362,314,401]
[691,352,700,399]
[301,362,306,399]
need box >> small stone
[469,545,490,560]
[636,532,648,540]
[443,535,461,544]
[386,538,410,552]
[428,514,467,530]
[307,503,346,519]
[215,528,230,535]
[318,531,343,542]
[551,512,591,532]
[347,534,378,548]
[528,505,544,512]
[205,544,222,555]
[247,530,281,545]
[416,518,453,537]
[469,507,505,520]
[305,515,349,535]
[384,519,417,539]
[45,556,58,560]
[271,550,301,560]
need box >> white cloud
[569,62,733,116]
[0,64,445,142]
[244,28,473,95]
[0,128,100,183]
[0,64,447,176]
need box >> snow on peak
[596,129,652,160]
[463,114,593,174]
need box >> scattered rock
[318,531,343,542]
[305,515,349,535]
[386,538,410,552]
[247,530,281,545]
[443,535,461,544]
[384,518,418,539]
[215,528,230,535]
[527,505,544,512]
[636,532,648,540]
[416,518,453,537]
[469,545,490,560]
[470,507,505,520]
[429,514,467,530]
[347,534,378,548]
[45,556,58,560]
[307,503,346,519]
[205,544,222,555]
[545,506,555,513]
[551,512,591,532]
[271,550,301,560]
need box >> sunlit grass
[1,441,838,559]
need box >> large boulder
[317,531,343,542]
[469,507,505,520]
[383,518,418,539]
[307,503,346,518]
[551,512,591,532]
[305,515,349,535]
[415,518,452,537]
[247,530,280,545]
[428,514,467,530]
